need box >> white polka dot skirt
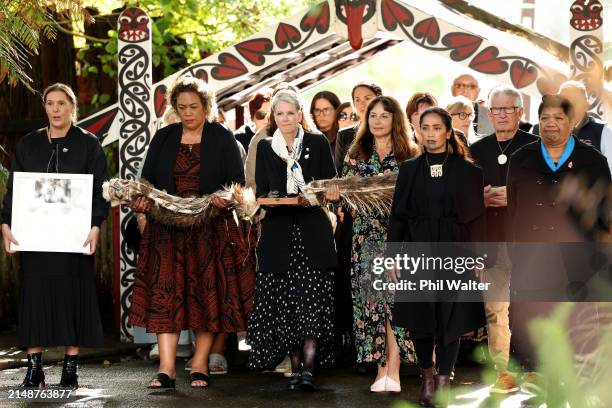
[247,225,335,369]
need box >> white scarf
[271,125,306,194]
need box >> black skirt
[18,252,104,348]
[247,225,335,369]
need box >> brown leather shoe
[434,375,451,407]
[419,367,436,406]
[491,371,519,394]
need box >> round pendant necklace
[425,151,449,178]
[496,137,515,165]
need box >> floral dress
[342,151,416,364]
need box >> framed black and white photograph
[10,172,93,253]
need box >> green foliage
[78,0,315,83]
[0,0,88,91]
[529,302,612,407]
[3,0,316,95]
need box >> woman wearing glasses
[343,96,420,393]
[234,89,272,152]
[336,102,360,130]
[310,91,341,156]
[447,96,477,146]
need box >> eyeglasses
[453,83,478,90]
[338,112,359,122]
[451,112,475,120]
[490,106,520,115]
[369,113,392,121]
[254,110,269,120]
[312,107,334,116]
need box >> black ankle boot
[20,352,45,388]
[59,354,79,389]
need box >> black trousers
[412,337,460,376]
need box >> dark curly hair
[168,76,217,122]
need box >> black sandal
[147,373,176,389]
[190,372,210,388]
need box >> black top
[234,123,255,152]
[255,132,337,274]
[470,129,538,242]
[141,121,244,194]
[334,124,359,175]
[1,125,109,227]
[519,121,533,133]
[388,154,485,243]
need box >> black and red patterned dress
[128,143,255,333]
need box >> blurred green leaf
[99,93,111,104]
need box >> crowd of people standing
[1,71,611,407]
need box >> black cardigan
[255,131,337,274]
[141,121,244,193]
[1,125,109,227]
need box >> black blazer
[255,131,337,274]
[141,121,244,193]
[334,124,359,175]
[1,126,109,227]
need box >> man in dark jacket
[470,84,537,394]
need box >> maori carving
[569,0,605,117]
[381,0,547,90]
[117,7,153,340]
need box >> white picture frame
[10,172,93,253]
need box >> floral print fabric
[342,151,416,364]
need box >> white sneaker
[149,344,160,361]
[237,332,251,351]
[370,376,386,392]
[274,356,292,377]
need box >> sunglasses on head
[338,112,359,122]
[254,110,269,120]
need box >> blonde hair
[446,95,473,114]
[42,83,78,122]
[168,76,218,122]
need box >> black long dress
[387,153,486,343]
[1,126,109,348]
